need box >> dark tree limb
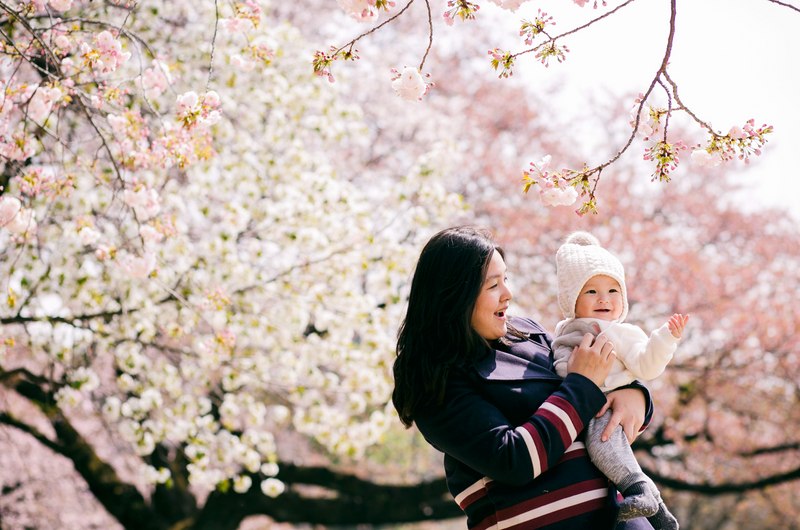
[192,464,460,530]
[1,372,169,530]
[149,444,198,523]
[642,464,800,495]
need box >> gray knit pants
[587,409,679,529]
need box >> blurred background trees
[1,1,799,530]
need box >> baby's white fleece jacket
[553,318,678,392]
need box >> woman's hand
[567,333,616,388]
[596,387,647,443]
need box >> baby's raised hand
[668,314,689,338]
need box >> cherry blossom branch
[206,0,220,94]
[764,0,800,12]
[334,0,416,58]
[509,0,637,62]
[524,0,681,212]
[0,1,63,78]
[419,0,433,71]
[661,70,717,135]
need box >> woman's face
[471,250,513,340]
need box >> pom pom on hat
[556,231,628,323]
[565,231,600,247]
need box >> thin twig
[419,0,433,71]
[206,0,220,94]
[334,0,417,56]
[765,0,800,12]
[511,0,638,60]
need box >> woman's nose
[502,283,512,302]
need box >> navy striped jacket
[414,317,654,530]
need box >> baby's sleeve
[552,321,599,379]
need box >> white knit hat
[556,231,628,323]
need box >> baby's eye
[586,289,596,294]
[609,288,618,293]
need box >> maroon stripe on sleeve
[535,407,572,449]
[519,422,550,475]
[460,488,488,510]
[547,395,584,433]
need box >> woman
[393,226,654,529]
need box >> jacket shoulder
[508,316,551,338]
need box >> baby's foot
[617,481,659,521]
[647,501,680,530]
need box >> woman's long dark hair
[392,226,504,428]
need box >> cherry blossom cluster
[489,48,515,78]
[643,140,687,182]
[390,67,434,101]
[572,0,607,7]
[0,195,37,236]
[692,120,773,168]
[535,41,569,67]
[79,30,131,74]
[15,166,75,198]
[0,0,465,502]
[629,92,774,181]
[487,0,532,12]
[520,10,555,46]
[522,155,579,208]
[337,0,396,23]
[443,0,480,25]
[313,46,361,83]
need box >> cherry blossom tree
[0,1,463,528]
[318,0,799,213]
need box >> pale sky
[503,0,800,218]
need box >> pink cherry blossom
[533,154,551,173]
[118,251,156,279]
[27,86,61,123]
[78,226,101,246]
[122,188,148,208]
[540,187,563,206]
[142,60,172,99]
[95,245,111,261]
[691,149,722,167]
[391,67,428,102]
[219,18,256,33]
[630,103,658,137]
[231,54,256,72]
[5,207,36,234]
[176,91,199,114]
[338,0,380,22]
[0,196,21,226]
[107,114,127,135]
[139,225,163,243]
[203,91,221,108]
[55,35,72,51]
[728,125,747,139]
[487,0,529,12]
[49,0,73,11]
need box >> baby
[552,231,687,530]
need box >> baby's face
[575,275,623,321]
